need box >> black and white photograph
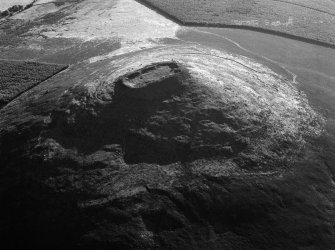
[0,0,335,249]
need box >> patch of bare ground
[0,0,178,64]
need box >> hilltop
[0,0,335,249]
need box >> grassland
[141,0,335,47]
[0,60,67,108]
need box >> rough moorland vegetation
[0,0,335,249]
[0,43,330,249]
[141,0,335,46]
[0,60,67,108]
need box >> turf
[0,60,67,108]
[140,0,335,46]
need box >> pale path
[186,28,298,85]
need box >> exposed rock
[1,0,334,249]
[1,47,333,249]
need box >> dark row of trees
[0,3,34,19]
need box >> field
[0,60,67,108]
[141,0,335,46]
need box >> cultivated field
[0,60,67,108]
[142,0,335,46]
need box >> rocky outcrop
[0,47,333,249]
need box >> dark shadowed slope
[0,0,335,249]
[0,44,332,249]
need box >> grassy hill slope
[140,0,335,46]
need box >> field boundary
[135,0,335,49]
[271,0,335,17]
[0,60,68,110]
